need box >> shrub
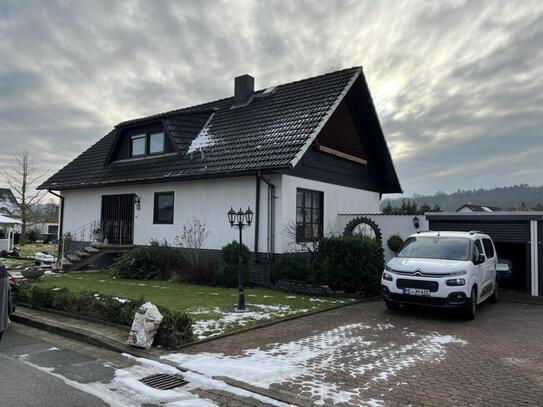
[18,285,193,347]
[21,266,45,282]
[26,229,40,243]
[387,234,404,254]
[316,236,384,295]
[110,240,183,279]
[175,217,209,282]
[272,253,314,283]
[213,241,250,288]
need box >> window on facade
[149,132,165,154]
[153,192,174,224]
[296,188,323,242]
[130,135,146,157]
[129,132,165,157]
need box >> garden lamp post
[227,206,253,310]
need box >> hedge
[213,241,250,288]
[316,235,384,295]
[272,253,314,283]
[387,234,404,254]
[18,285,193,347]
[110,240,183,280]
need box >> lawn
[35,271,355,339]
[3,258,34,269]
[19,243,57,258]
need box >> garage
[426,212,543,297]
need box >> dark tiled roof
[40,67,367,190]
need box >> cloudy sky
[0,0,542,196]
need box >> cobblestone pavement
[171,299,543,406]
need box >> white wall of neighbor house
[337,214,429,261]
[276,174,381,253]
[62,176,264,251]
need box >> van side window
[473,240,484,262]
[482,239,494,258]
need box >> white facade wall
[62,176,268,251]
[277,175,380,253]
[0,239,9,251]
[337,214,429,261]
[61,174,382,254]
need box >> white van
[381,231,498,319]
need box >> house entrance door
[100,194,134,245]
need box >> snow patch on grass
[189,304,308,339]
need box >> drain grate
[140,373,188,390]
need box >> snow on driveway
[19,351,293,407]
[163,322,467,406]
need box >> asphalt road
[0,324,133,407]
[0,352,108,407]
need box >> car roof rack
[469,230,484,235]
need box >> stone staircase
[62,243,133,271]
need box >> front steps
[61,243,133,271]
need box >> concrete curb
[10,311,152,359]
[214,376,336,407]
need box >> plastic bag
[127,302,163,349]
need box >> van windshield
[397,236,471,261]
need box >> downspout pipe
[47,189,64,261]
[254,173,261,262]
[258,173,276,258]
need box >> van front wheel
[464,287,477,320]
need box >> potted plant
[93,228,103,242]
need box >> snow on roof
[0,214,21,225]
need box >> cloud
[0,0,542,196]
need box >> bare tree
[285,222,323,263]
[3,150,47,244]
[175,217,210,278]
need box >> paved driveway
[167,299,543,406]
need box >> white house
[39,67,402,281]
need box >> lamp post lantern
[227,206,253,310]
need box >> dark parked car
[1,260,17,315]
[496,258,513,281]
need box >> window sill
[112,152,177,165]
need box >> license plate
[403,288,431,296]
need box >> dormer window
[130,135,146,157]
[149,132,165,154]
[129,132,165,157]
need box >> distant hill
[381,184,543,212]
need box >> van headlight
[449,270,467,276]
[382,272,393,281]
[446,278,466,286]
